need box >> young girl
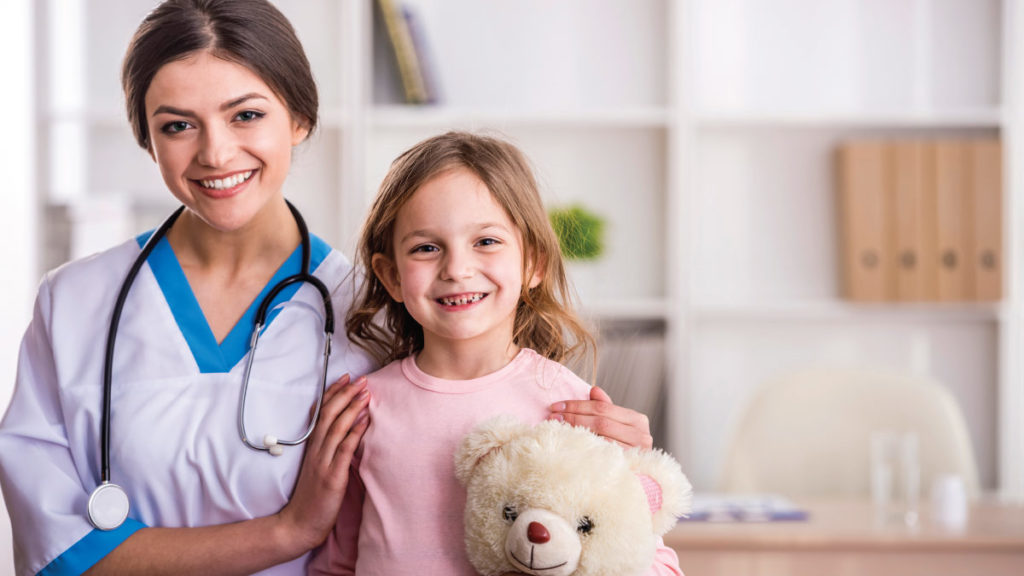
[309,132,682,575]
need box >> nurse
[0,1,655,574]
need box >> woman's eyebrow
[221,92,268,110]
[150,93,269,117]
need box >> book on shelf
[837,141,891,301]
[889,140,931,301]
[969,140,1003,301]
[375,0,437,105]
[836,138,1002,303]
[933,140,973,301]
[679,493,809,523]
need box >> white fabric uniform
[0,231,375,576]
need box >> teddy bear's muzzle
[504,508,582,576]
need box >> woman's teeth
[200,170,253,190]
[439,293,485,306]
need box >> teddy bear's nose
[527,521,550,544]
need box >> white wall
[0,1,36,573]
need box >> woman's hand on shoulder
[548,385,653,450]
[275,373,371,553]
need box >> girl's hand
[548,386,653,450]
[275,374,371,554]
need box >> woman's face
[144,51,308,232]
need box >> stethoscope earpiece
[263,434,284,457]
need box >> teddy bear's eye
[502,505,518,523]
[577,516,594,534]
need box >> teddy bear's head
[455,416,691,576]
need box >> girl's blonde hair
[347,131,594,367]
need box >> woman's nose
[196,125,237,167]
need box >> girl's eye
[410,244,439,254]
[160,120,191,134]
[577,516,594,534]
[476,237,500,247]
[502,505,518,523]
[234,110,265,122]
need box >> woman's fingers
[308,374,365,454]
[548,386,653,449]
[315,381,371,470]
[330,411,370,475]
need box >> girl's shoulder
[518,348,591,399]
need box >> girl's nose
[440,247,474,280]
[196,125,237,168]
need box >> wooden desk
[665,499,1024,576]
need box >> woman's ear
[371,253,403,302]
[291,118,311,146]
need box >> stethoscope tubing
[99,200,333,481]
[101,205,184,484]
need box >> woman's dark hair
[122,0,318,150]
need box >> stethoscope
[87,200,334,531]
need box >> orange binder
[932,140,973,301]
[837,141,891,301]
[888,141,928,301]
[969,140,1003,301]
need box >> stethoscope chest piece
[88,481,130,531]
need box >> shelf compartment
[690,0,1001,118]
[686,317,998,491]
[372,0,668,110]
[689,125,1001,306]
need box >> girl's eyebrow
[397,222,511,245]
[151,92,269,118]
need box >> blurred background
[2,0,1023,574]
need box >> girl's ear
[371,253,403,302]
[527,250,546,289]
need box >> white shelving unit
[673,0,1022,499]
[35,0,1023,500]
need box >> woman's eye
[234,110,265,122]
[577,516,594,534]
[160,121,191,134]
[502,505,518,523]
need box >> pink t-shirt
[309,348,682,575]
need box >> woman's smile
[192,169,257,199]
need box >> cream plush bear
[455,416,692,576]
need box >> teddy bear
[455,416,692,576]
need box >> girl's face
[373,167,542,356]
[144,51,308,232]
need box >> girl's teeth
[200,170,253,190]
[440,294,484,306]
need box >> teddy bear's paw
[504,508,581,576]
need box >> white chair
[717,369,980,499]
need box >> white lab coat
[0,231,375,576]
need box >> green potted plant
[548,204,605,261]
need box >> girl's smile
[437,292,488,309]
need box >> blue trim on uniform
[135,231,331,373]
[37,518,146,576]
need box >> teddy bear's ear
[627,448,694,535]
[454,415,531,486]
